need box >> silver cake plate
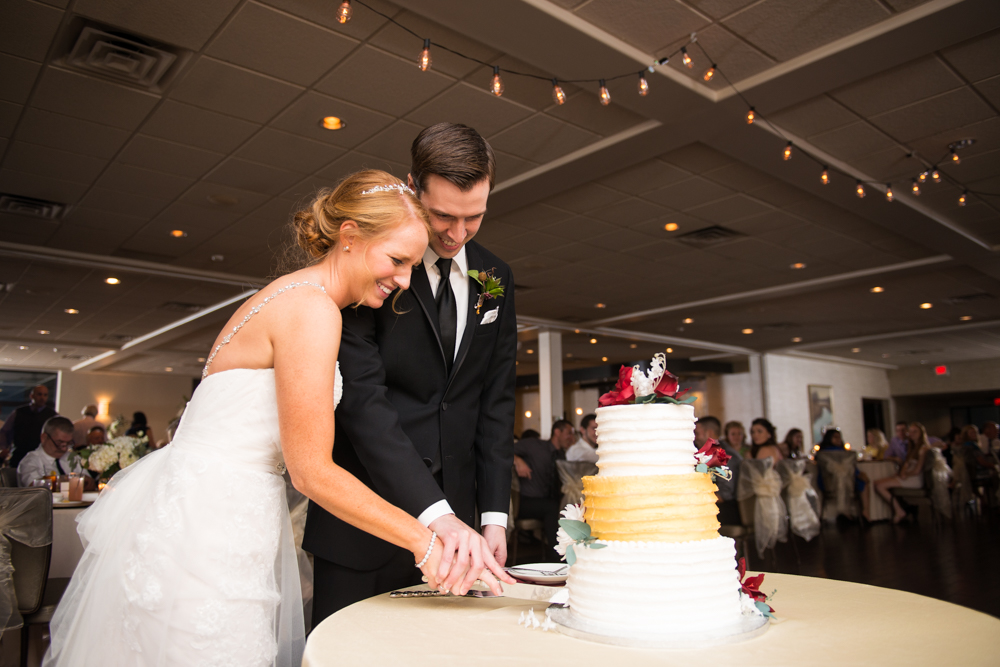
[548,605,769,649]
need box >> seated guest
[749,418,783,462]
[780,428,805,459]
[125,411,155,446]
[512,420,576,561]
[17,416,88,487]
[566,413,598,463]
[724,420,749,459]
[519,429,540,440]
[695,415,742,525]
[865,428,889,460]
[86,425,106,446]
[816,427,868,517]
[874,422,931,524]
[818,427,846,451]
[961,424,999,491]
[980,421,999,454]
[885,421,909,465]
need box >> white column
[748,353,767,420]
[538,330,563,439]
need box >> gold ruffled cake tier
[582,473,720,543]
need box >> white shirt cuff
[480,512,508,528]
[417,499,454,527]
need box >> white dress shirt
[566,437,599,464]
[17,447,82,487]
[417,245,507,530]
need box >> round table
[857,460,899,521]
[303,575,1000,666]
[50,504,90,579]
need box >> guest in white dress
[17,417,84,487]
[44,170,512,667]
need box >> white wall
[889,358,1000,396]
[57,371,193,445]
[710,371,758,430]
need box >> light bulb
[638,73,649,96]
[418,38,431,71]
[336,0,352,23]
[820,167,829,185]
[599,79,611,106]
[958,191,967,206]
[931,170,941,183]
[885,184,893,202]
[783,142,792,161]
[681,47,692,68]
[746,107,755,124]
[490,66,504,97]
[951,151,960,164]
[551,79,566,105]
[918,171,927,183]
[911,179,921,196]
[703,64,716,82]
[856,181,865,198]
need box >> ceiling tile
[3,141,107,184]
[686,194,773,224]
[95,163,194,201]
[236,128,344,173]
[0,101,20,138]
[850,145,914,181]
[119,135,224,178]
[686,0,758,20]
[0,53,41,105]
[493,151,537,183]
[141,100,260,154]
[574,0,709,54]
[355,120,423,165]
[975,75,1000,110]
[659,143,733,174]
[15,108,130,159]
[316,45,455,117]
[0,212,59,244]
[169,57,304,124]
[768,95,858,138]
[598,159,689,195]
[702,162,781,192]
[584,228,660,252]
[642,176,733,210]
[177,180,270,216]
[590,197,667,226]
[73,0,241,51]
[462,58,563,114]
[868,87,995,144]
[546,183,627,214]
[145,202,238,236]
[0,169,89,203]
[679,23,775,85]
[0,138,7,161]
[63,207,148,233]
[489,114,599,164]
[725,209,807,235]
[541,215,616,241]
[32,67,160,130]
[80,187,170,219]
[831,55,964,118]
[270,91,395,149]
[207,2,357,86]
[941,29,1000,83]
[808,121,897,160]
[748,181,811,207]
[259,0,393,36]
[544,89,647,138]
[0,0,62,61]
[406,82,534,139]
[491,202,575,231]
[204,157,303,196]
[47,223,132,255]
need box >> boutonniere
[467,268,505,314]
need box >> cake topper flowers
[554,504,606,564]
[694,438,733,481]
[467,268,504,314]
[598,353,695,407]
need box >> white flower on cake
[629,353,666,397]
[740,592,764,617]
[555,504,593,558]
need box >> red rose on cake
[597,365,635,407]
[694,438,731,469]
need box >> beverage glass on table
[68,472,84,501]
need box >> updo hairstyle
[292,169,430,263]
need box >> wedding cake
[557,355,771,643]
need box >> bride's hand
[430,515,516,596]
[416,537,445,591]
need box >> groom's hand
[429,514,514,595]
[482,524,507,567]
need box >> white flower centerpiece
[77,433,150,482]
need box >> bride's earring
[343,245,349,252]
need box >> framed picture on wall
[808,385,834,444]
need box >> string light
[783,142,792,160]
[490,66,504,97]
[599,79,611,106]
[820,167,829,185]
[703,64,716,82]
[637,73,649,96]
[951,151,961,164]
[336,0,352,23]
[418,38,431,71]
[911,179,921,196]
[918,171,927,183]
[855,181,865,198]
[959,191,967,206]
[746,107,755,124]
[551,79,566,105]
[681,47,692,68]
[885,184,893,202]
[931,169,941,183]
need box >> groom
[304,123,517,623]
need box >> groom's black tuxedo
[303,240,516,613]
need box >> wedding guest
[73,404,101,449]
[520,429,540,440]
[86,425,106,446]
[980,421,999,454]
[695,415,742,525]
[865,428,889,460]
[723,420,749,459]
[818,428,846,451]
[125,411,155,445]
[750,418,783,462]
[566,413,598,463]
[962,425,999,497]
[1,384,58,469]
[885,421,909,464]
[874,422,931,524]
[17,417,85,487]
[780,428,805,459]
[512,420,576,560]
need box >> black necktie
[434,257,457,371]
[55,457,65,475]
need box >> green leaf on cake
[558,519,591,541]
[695,463,708,473]
[565,543,577,565]
[588,542,607,549]
[754,600,775,619]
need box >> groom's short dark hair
[410,123,496,195]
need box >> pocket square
[480,307,499,325]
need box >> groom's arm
[337,306,448,518]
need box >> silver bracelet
[415,531,437,569]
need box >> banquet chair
[890,449,940,526]
[0,468,17,488]
[556,460,597,509]
[815,450,859,522]
[735,458,788,563]
[507,469,542,566]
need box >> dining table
[303,574,1000,666]
[50,494,95,578]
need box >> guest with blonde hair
[865,428,889,460]
[723,420,748,459]
[873,422,931,523]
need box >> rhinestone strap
[202,281,326,379]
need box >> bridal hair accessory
[361,183,415,196]
[415,531,437,568]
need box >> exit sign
[934,365,949,376]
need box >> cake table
[303,574,1000,666]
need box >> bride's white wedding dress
[45,284,342,667]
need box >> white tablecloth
[304,575,1000,666]
[50,506,87,579]
[857,461,899,521]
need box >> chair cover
[0,487,52,631]
[929,449,952,520]
[777,459,820,541]
[817,451,857,520]
[556,460,598,508]
[736,458,787,557]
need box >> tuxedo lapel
[408,264,447,367]
[447,243,482,387]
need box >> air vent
[100,334,134,343]
[0,194,66,220]
[942,293,995,305]
[160,301,206,313]
[61,354,88,360]
[675,225,745,248]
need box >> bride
[44,170,512,666]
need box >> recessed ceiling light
[321,116,346,130]
[575,408,583,415]
[526,349,534,354]
[920,302,933,309]
[666,347,673,353]
[211,255,225,262]
[197,357,206,362]
[790,262,806,270]
[170,229,187,238]
[959,315,972,321]
[741,328,754,334]
[683,317,694,324]
[595,303,606,308]
[18,346,28,350]
[64,308,79,314]
[601,356,608,362]
[664,223,679,232]
[165,367,173,372]
[590,338,598,344]
[870,286,884,293]
[851,347,861,353]
[38,330,50,335]
[574,329,581,334]
[105,277,120,285]
[791,337,802,343]
[629,343,638,349]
